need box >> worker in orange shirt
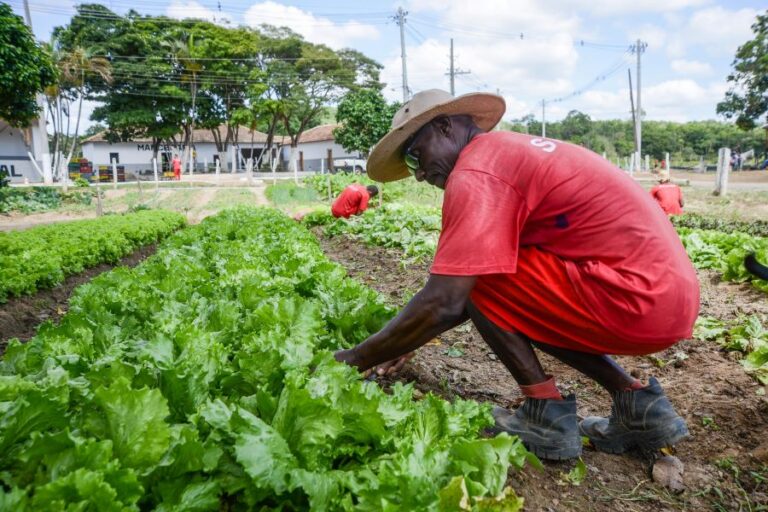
[331,184,378,218]
[650,173,683,216]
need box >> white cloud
[686,7,758,51]
[572,79,726,121]
[670,59,713,76]
[383,0,581,109]
[561,0,711,16]
[667,6,759,57]
[166,0,233,24]
[243,2,380,49]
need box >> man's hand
[333,349,415,378]
[368,351,415,378]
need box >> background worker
[334,89,699,461]
[171,153,182,181]
[331,184,378,218]
[650,172,684,215]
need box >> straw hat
[658,171,671,182]
[367,89,506,182]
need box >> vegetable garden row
[0,210,186,302]
[0,208,531,511]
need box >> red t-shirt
[331,184,370,218]
[431,132,699,343]
[172,158,181,172]
[651,183,683,215]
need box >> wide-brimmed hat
[367,89,506,182]
[658,171,671,182]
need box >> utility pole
[541,100,546,137]
[445,38,470,96]
[631,39,647,172]
[22,0,53,184]
[628,69,637,155]
[394,7,409,102]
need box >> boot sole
[486,426,582,461]
[582,418,689,454]
[526,443,582,461]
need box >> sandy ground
[0,184,270,231]
[316,230,768,511]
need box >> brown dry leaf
[427,338,442,346]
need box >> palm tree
[46,39,111,185]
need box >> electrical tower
[393,8,409,102]
[445,38,470,96]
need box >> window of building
[109,152,119,164]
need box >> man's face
[404,117,460,190]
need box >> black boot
[491,394,581,461]
[579,377,689,454]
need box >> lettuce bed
[0,210,186,302]
[0,208,529,511]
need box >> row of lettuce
[0,186,93,214]
[305,205,768,292]
[0,210,186,303]
[0,208,530,511]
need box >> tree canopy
[51,5,384,168]
[333,89,400,157]
[0,3,57,127]
[717,10,768,130]
[506,113,765,161]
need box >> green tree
[46,40,111,181]
[0,3,56,127]
[717,10,768,130]
[333,89,399,157]
[560,110,592,145]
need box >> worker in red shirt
[334,89,699,460]
[331,184,378,218]
[650,173,684,215]
[171,154,182,181]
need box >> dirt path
[250,183,269,205]
[0,244,158,350]
[0,210,99,232]
[316,231,768,511]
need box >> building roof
[82,125,280,144]
[298,124,339,143]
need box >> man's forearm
[342,289,468,371]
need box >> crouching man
[334,89,699,461]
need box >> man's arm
[335,274,476,371]
[356,190,370,215]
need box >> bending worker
[650,172,684,215]
[331,183,378,218]
[334,89,699,461]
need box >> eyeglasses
[404,148,419,176]
[403,135,420,176]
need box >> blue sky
[9,0,766,127]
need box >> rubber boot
[491,394,581,461]
[579,377,689,454]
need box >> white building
[81,126,281,177]
[80,123,362,177]
[0,119,44,183]
[282,124,362,172]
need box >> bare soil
[316,230,768,511]
[0,244,157,351]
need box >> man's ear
[434,116,452,137]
